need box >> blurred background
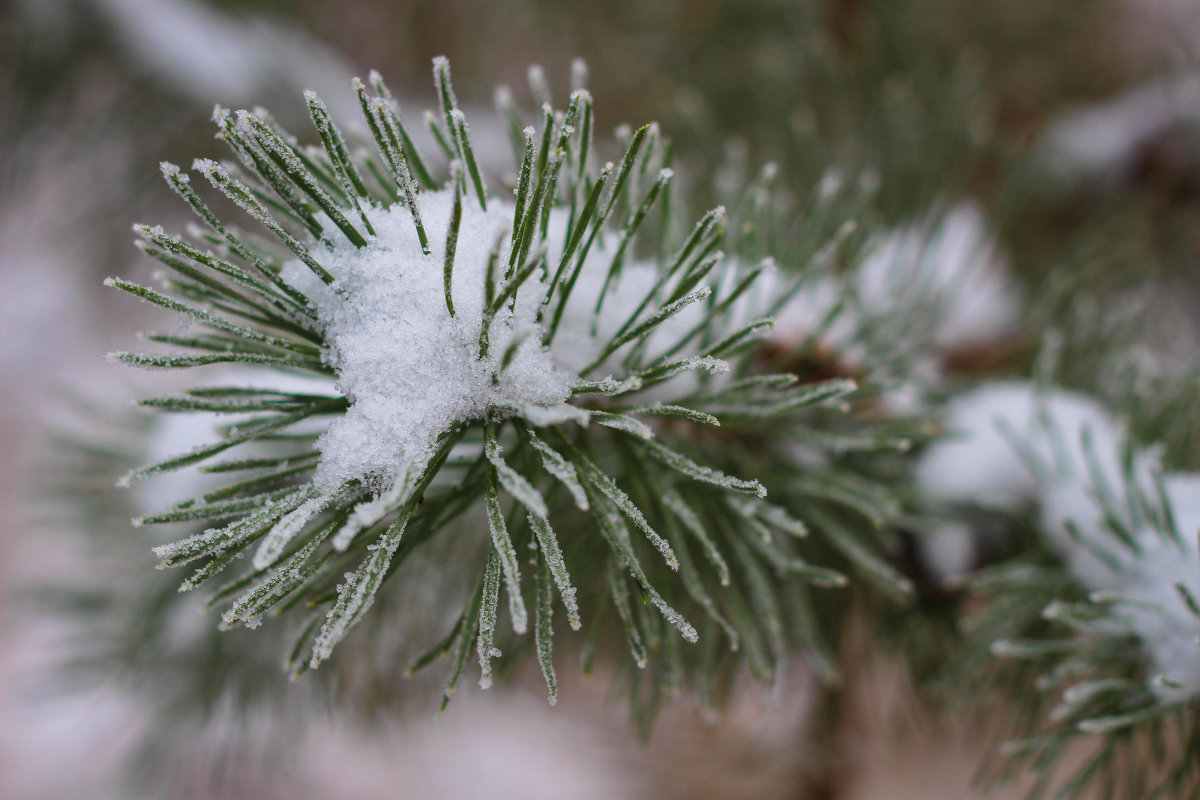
[2,0,1199,797]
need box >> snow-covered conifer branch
[98,58,906,718]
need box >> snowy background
[3,0,1200,797]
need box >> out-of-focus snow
[778,202,1019,360]
[916,380,1200,703]
[915,382,1126,512]
[89,0,358,115]
[1038,72,1200,184]
[851,204,1020,355]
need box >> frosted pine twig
[99,56,903,720]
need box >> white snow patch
[1120,473,1200,703]
[551,257,716,377]
[916,521,979,585]
[767,203,1020,364]
[915,381,1127,513]
[285,189,574,491]
[769,273,848,350]
[761,202,1021,419]
[552,252,794,401]
[1052,470,1200,703]
[916,380,1200,702]
[1036,478,1135,591]
[855,203,1020,353]
[1038,72,1200,184]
